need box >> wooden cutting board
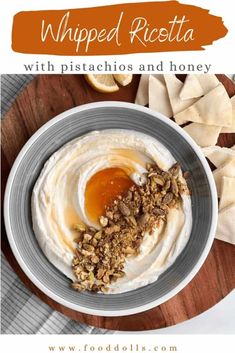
[1,74,235,331]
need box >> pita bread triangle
[222,95,235,133]
[216,203,235,245]
[183,123,221,147]
[164,74,197,122]
[135,74,149,106]
[149,75,173,118]
[202,146,235,168]
[180,74,204,100]
[213,157,235,196]
[197,74,220,93]
[219,176,235,210]
[175,83,233,127]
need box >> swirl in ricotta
[32,130,192,292]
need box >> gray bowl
[4,102,217,316]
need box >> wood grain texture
[1,74,235,331]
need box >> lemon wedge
[85,74,119,93]
[113,74,133,86]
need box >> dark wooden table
[1,74,235,331]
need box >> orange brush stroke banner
[12,1,228,56]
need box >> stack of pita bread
[135,74,235,244]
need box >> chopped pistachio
[72,161,188,293]
[73,223,86,232]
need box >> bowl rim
[4,101,218,317]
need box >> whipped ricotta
[32,130,192,292]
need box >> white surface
[227,74,233,80]
[119,290,235,334]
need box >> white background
[1,333,234,352]
[0,0,235,73]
